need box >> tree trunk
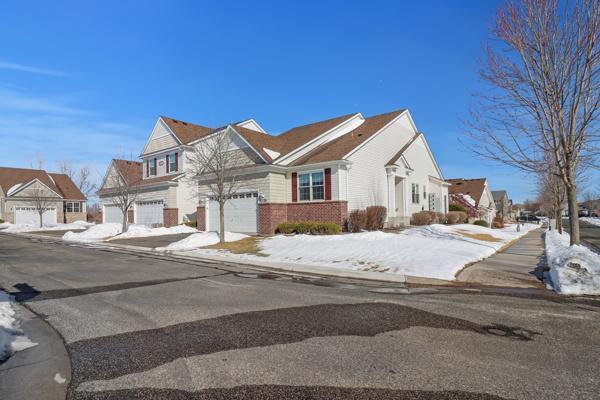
[566,185,580,245]
[39,212,43,228]
[557,210,563,234]
[122,209,128,233]
[219,200,225,243]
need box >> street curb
[3,231,407,284]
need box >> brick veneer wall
[196,206,206,230]
[258,201,348,234]
[65,212,86,223]
[127,209,134,223]
[163,208,178,227]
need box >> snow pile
[581,217,600,227]
[0,220,93,233]
[0,290,37,362]
[545,230,600,295]
[200,223,537,280]
[108,224,197,240]
[63,223,123,242]
[157,231,248,251]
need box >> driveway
[1,233,599,400]
[108,233,194,248]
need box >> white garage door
[14,206,57,226]
[104,205,124,224]
[208,192,258,234]
[136,200,164,227]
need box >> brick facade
[258,201,348,234]
[163,208,178,227]
[64,212,86,223]
[196,206,206,230]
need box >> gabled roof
[0,167,86,200]
[109,159,182,189]
[291,110,405,166]
[386,132,422,166]
[491,190,508,201]
[232,125,285,163]
[160,116,213,145]
[447,178,488,206]
[48,173,86,200]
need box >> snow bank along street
[0,220,93,233]
[545,230,600,295]
[581,217,600,227]
[156,231,249,251]
[62,223,197,242]
[0,290,37,362]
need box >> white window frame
[168,152,177,173]
[297,169,325,202]
[412,183,420,204]
[149,158,157,176]
[65,201,81,213]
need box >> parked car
[519,214,540,223]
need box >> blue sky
[0,0,550,203]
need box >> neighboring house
[98,109,449,233]
[0,167,87,225]
[510,203,524,220]
[491,190,512,219]
[447,178,496,225]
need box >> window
[423,187,427,201]
[149,158,156,176]
[66,202,81,213]
[412,183,420,204]
[167,153,177,173]
[298,171,324,201]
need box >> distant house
[447,178,496,225]
[491,190,512,219]
[0,167,87,225]
[98,109,449,232]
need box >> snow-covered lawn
[63,223,198,242]
[156,231,249,251]
[0,220,93,233]
[581,217,600,227]
[185,223,538,280]
[545,230,600,295]
[0,290,37,362]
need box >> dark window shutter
[291,172,298,202]
[146,160,149,177]
[166,154,169,173]
[154,158,157,175]
[324,168,332,200]
[175,152,178,171]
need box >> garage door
[104,205,124,224]
[136,200,164,227]
[208,192,258,234]
[14,206,57,226]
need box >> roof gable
[447,178,488,205]
[161,116,213,145]
[0,167,62,198]
[48,173,87,200]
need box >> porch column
[386,167,396,219]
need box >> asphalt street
[563,219,600,252]
[1,233,599,400]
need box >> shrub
[347,209,367,232]
[435,212,447,224]
[276,221,341,235]
[411,211,436,225]
[446,211,467,224]
[276,221,296,234]
[365,206,387,230]
[449,203,466,212]
[473,220,489,227]
[310,222,341,235]
[492,216,505,229]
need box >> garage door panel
[104,205,124,224]
[15,206,57,226]
[136,200,164,227]
[208,193,258,234]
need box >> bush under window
[449,203,466,212]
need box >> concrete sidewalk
[456,229,546,288]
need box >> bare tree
[537,160,567,233]
[27,182,58,228]
[467,0,600,245]
[186,127,247,243]
[59,161,98,197]
[102,160,140,233]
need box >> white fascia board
[418,134,445,180]
[9,178,63,199]
[342,110,409,159]
[228,126,269,163]
[140,117,183,156]
[236,119,267,133]
[274,113,362,165]
[141,144,184,159]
